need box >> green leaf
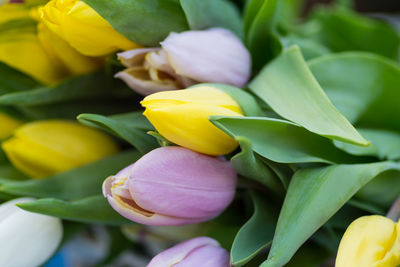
[192,83,264,116]
[0,151,141,200]
[211,116,363,164]
[78,113,158,154]
[282,35,331,60]
[311,8,399,59]
[83,0,188,46]
[309,52,400,131]
[18,195,133,225]
[0,62,39,95]
[244,0,282,70]
[231,191,278,267]
[180,0,243,38]
[108,111,154,131]
[0,72,129,106]
[232,137,284,195]
[249,46,368,146]
[261,161,400,267]
[334,129,400,160]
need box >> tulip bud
[0,112,22,140]
[39,0,140,56]
[103,146,237,226]
[0,198,63,267]
[115,28,251,95]
[141,86,243,156]
[336,215,400,267]
[2,120,118,178]
[147,237,230,267]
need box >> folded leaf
[78,113,158,154]
[18,195,134,225]
[0,151,141,200]
[211,116,363,164]
[231,191,278,267]
[261,161,400,267]
[180,0,242,38]
[249,46,368,146]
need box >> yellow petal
[0,28,67,85]
[39,0,140,56]
[143,103,242,156]
[336,215,400,267]
[2,120,118,179]
[0,113,22,140]
[142,86,242,114]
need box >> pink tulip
[147,236,230,267]
[115,28,251,95]
[103,146,237,226]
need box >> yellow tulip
[336,215,400,267]
[39,0,140,56]
[0,113,22,140]
[2,120,118,179]
[141,86,243,156]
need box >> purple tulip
[147,236,230,267]
[103,146,237,226]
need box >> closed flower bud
[336,215,400,267]
[0,112,22,140]
[141,86,243,156]
[39,0,140,56]
[103,146,237,226]
[0,198,63,267]
[115,28,251,95]
[147,236,230,267]
[2,120,118,178]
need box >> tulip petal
[103,175,204,226]
[147,237,222,267]
[117,48,159,67]
[161,28,251,87]
[129,146,237,219]
[0,198,63,267]
[143,103,242,155]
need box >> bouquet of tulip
[0,0,399,266]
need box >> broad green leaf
[0,62,39,95]
[0,164,28,181]
[192,83,264,116]
[231,191,278,267]
[334,129,400,160]
[180,0,242,38]
[83,0,188,46]
[0,72,130,106]
[108,111,154,131]
[231,137,284,195]
[245,0,282,70]
[261,161,400,267]
[78,113,158,154]
[0,151,141,200]
[311,8,399,59]
[18,195,133,225]
[282,36,331,60]
[309,52,400,131]
[249,46,368,146]
[211,116,363,164]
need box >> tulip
[147,236,230,267]
[2,120,118,178]
[39,0,140,56]
[103,146,237,226]
[0,112,22,140]
[115,28,251,95]
[0,2,101,85]
[0,198,63,267]
[336,215,400,267]
[141,85,243,156]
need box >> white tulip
[0,198,63,267]
[115,28,251,95]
